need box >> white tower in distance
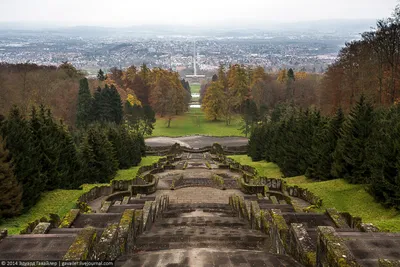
[186,41,205,78]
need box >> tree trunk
[167,118,171,128]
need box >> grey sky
[0,0,398,26]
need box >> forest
[0,65,191,220]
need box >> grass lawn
[230,156,400,232]
[151,108,243,137]
[113,156,161,181]
[190,83,201,94]
[0,156,161,235]
[229,155,283,178]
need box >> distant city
[0,20,376,76]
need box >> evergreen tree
[332,96,374,183]
[108,85,124,124]
[248,124,266,161]
[240,99,259,137]
[91,85,123,124]
[0,136,23,218]
[367,106,400,208]
[1,106,43,209]
[306,108,344,180]
[79,126,118,184]
[97,69,106,81]
[76,78,93,128]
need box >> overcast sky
[0,0,398,26]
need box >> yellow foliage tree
[127,93,142,107]
[277,69,288,84]
[202,81,225,121]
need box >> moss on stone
[326,208,349,228]
[305,251,317,267]
[59,209,80,228]
[318,226,358,267]
[379,259,400,267]
[63,227,96,260]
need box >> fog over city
[0,0,397,27]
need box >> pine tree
[306,108,344,180]
[367,106,400,208]
[248,124,266,161]
[1,106,43,209]
[97,69,106,81]
[80,126,118,184]
[240,99,259,137]
[0,136,23,218]
[76,78,93,128]
[109,85,123,124]
[332,96,374,183]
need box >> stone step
[282,212,336,228]
[162,209,237,218]
[155,216,248,228]
[135,238,270,251]
[107,204,145,213]
[259,203,295,212]
[116,248,303,267]
[0,234,76,260]
[127,199,148,205]
[136,226,268,251]
[168,203,232,210]
[71,213,122,228]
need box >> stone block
[271,209,289,254]
[100,201,112,213]
[134,210,143,236]
[360,223,380,233]
[289,223,316,267]
[251,201,261,230]
[32,222,51,234]
[326,208,350,228]
[92,223,119,260]
[117,209,135,255]
[270,196,279,204]
[59,209,80,228]
[122,196,130,205]
[143,201,154,231]
[316,226,358,267]
[63,227,97,260]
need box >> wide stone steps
[116,248,304,267]
[0,234,77,260]
[115,200,305,266]
[157,216,248,228]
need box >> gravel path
[145,136,248,149]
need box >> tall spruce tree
[97,69,106,81]
[248,124,266,161]
[332,96,374,183]
[367,106,400,208]
[1,106,43,209]
[0,136,23,218]
[79,126,118,184]
[306,108,344,180]
[76,78,93,128]
[240,99,259,137]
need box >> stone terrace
[1,148,400,266]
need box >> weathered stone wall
[316,226,359,267]
[63,227,97,260]
[91,223,120,260]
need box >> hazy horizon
[0,0,397,27]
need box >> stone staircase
[116,202,303,266]
[231,194,400,267]
[0,194,168,261]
